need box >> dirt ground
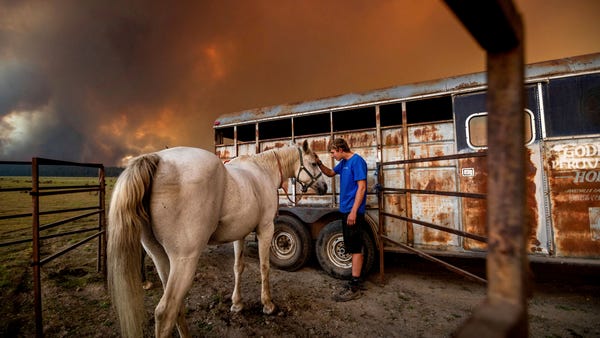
[5,243,600,337]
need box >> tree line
[0,164,124,177]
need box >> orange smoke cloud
[1,0,598,166]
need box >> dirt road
[5,243,600,337]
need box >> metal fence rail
[0,158,107,337]
[376,151,488,283]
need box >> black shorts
[341,212,365,254]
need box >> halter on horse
[275,146,324,203]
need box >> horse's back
[149,147,227,246]
[152,146,225,201]
[155,147,222,179]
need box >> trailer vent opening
[380,103,403,127]
[333,107,376,131]
[294,113,330,136]
[406,96,453,124]
[215,126,234,145]
[237,124,255,142]
[259,119,291,140]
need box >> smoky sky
[1,0,599,166]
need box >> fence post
[376,163,385,282]
[31,158,43,337]
[98,166,107,276]
[445,0,528,336]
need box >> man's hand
[347,211,357,226]
[315,153,336,177]
[313,153,322,165]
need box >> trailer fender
[278,206,339,224]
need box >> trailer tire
[270,215,312,271]
[316,219,376,280]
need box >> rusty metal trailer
[214,52,600,280]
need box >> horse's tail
[107,153,159,338]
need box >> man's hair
[329,138,351,152]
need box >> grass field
[0,176,116,256]
[0,176,117,336]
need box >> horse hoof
[263,303,276,315]
[230,303,244,313]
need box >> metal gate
[0,158,107,337]
[376,152,488,284]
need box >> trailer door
[453,85,548,255]
[541,73,600,258]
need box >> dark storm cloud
[0,61,50,113]
[0,1,224,165]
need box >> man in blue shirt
[315,138,367,301]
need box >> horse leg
[146,248,190,337]
[175,304,190,338]
[142,236,170,287]
[154,256,198,338]
[256,223,276,314]
[145,246,189,337]
[230,239,245,312]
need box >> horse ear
[302,140,310,153]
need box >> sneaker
[333,285,361,302]
[347,278,367,291]
[353,280,368,291]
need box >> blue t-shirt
[334,154,367,214]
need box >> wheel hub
[272,232,296,259]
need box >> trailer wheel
[270,215,312,271]
[316,219,376,280]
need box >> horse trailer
[214,53,600,279]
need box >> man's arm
[315,156,336,177]
[347,179,366,225]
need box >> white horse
[107,141,327,338]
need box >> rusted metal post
[457,33,528,338]
[444,0,528,336]
[377,163,386,282]
[486,27,527,319]
[31,158,43,337]
[375,105,386,282]
[401,102,414,246]
[98,166,107,277]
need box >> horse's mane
[227,145,309,179]
[253,146,299,175]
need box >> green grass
[2,175,116,244]
[0,176,117,336]
[1,176,116,267]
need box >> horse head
[296,140,328,195]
